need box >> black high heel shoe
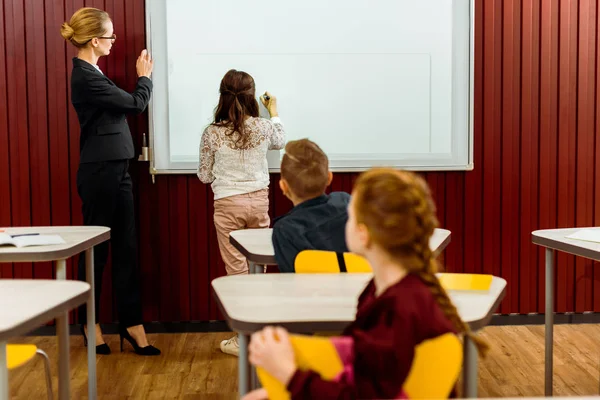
[80,324,111,355]
[119,325,161,356]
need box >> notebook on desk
[0,233,66,248]
[565,229,600,244]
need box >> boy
[272,139,350,272]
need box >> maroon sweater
[287,274,456,399]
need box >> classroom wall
[1,0,599,323]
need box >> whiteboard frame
[144,0,475,175]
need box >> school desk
[532,227,600,396]
[0,226,110,400]
[229,228,452,274]
[212,273,506,398]
[0,280,90,400]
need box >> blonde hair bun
[60,23,75,41]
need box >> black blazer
[70,57,153,163]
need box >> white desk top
[229,228,452,265]
[532,227,600,261]
[0,226,110,262]
[0,279,90,340]
[211,273,506,334]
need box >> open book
[0,233,66,248]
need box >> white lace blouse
[197,116,286,200]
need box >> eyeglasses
[97,34,117,41]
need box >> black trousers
[76,160,143,327]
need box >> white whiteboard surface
[145,0,473,173]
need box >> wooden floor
[7,325,600,399]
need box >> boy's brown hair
[281,139,330,199]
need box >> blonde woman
[61,7,159,356]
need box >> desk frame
[229,228,452,275]
[0,226,110,400]
[0,280,90,400]
[213,273,505,399]
[532,228,600,396]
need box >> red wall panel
[1,0,600,321]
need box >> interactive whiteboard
[145,0,474,173]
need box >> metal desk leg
[0,341,8,400]
[238,333,250,396]
[462,335,478,398]
[249,262,265,274]
[545,248,555,396]
[55,260,70,400]
[251,363,262,390]
[85,248,97,399]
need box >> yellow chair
[403,332,463,399]
[294,250,372,273]
[294,251,494,291]
[257,332,462,399]
[7,344,53,400]
[437,272,493,291]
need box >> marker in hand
[263,92,270,101]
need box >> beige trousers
[213,189,270,275]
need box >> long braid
[408,178,489,358]
[414,240,489,357]
[353,169,490,359]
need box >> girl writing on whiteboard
[197,69,286,356]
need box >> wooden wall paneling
[538,0,559,314]
[556,0,578,313]
[433,173,447,231]
[268,176,277,222]
[501,0,522,313]
[46,0,73,247]
[188,178,210,321]
[463,0,485,277]
[520,0,541,313]
[328,171,349,194]
[24,0,53,281]
[157,178,174,321]
[575,0,597,312]
[168,176,191,321]
[595,0,600,313]
[5,0,32,282]
[137,169,161,322]
[444,173,465,274]
[208,196,226,320]
[270,174,290,219]
[482,0,503,285]
[0,0,13,279]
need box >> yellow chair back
[257,333,462,400]
[437,273,493,291]
[342,253,372,273]
[294,250,372,273]
[294,250,341,273]
[403,332,463,399]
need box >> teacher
[60,7,160,356]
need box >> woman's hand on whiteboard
[136,49,154,78]
[260,91,278,118]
